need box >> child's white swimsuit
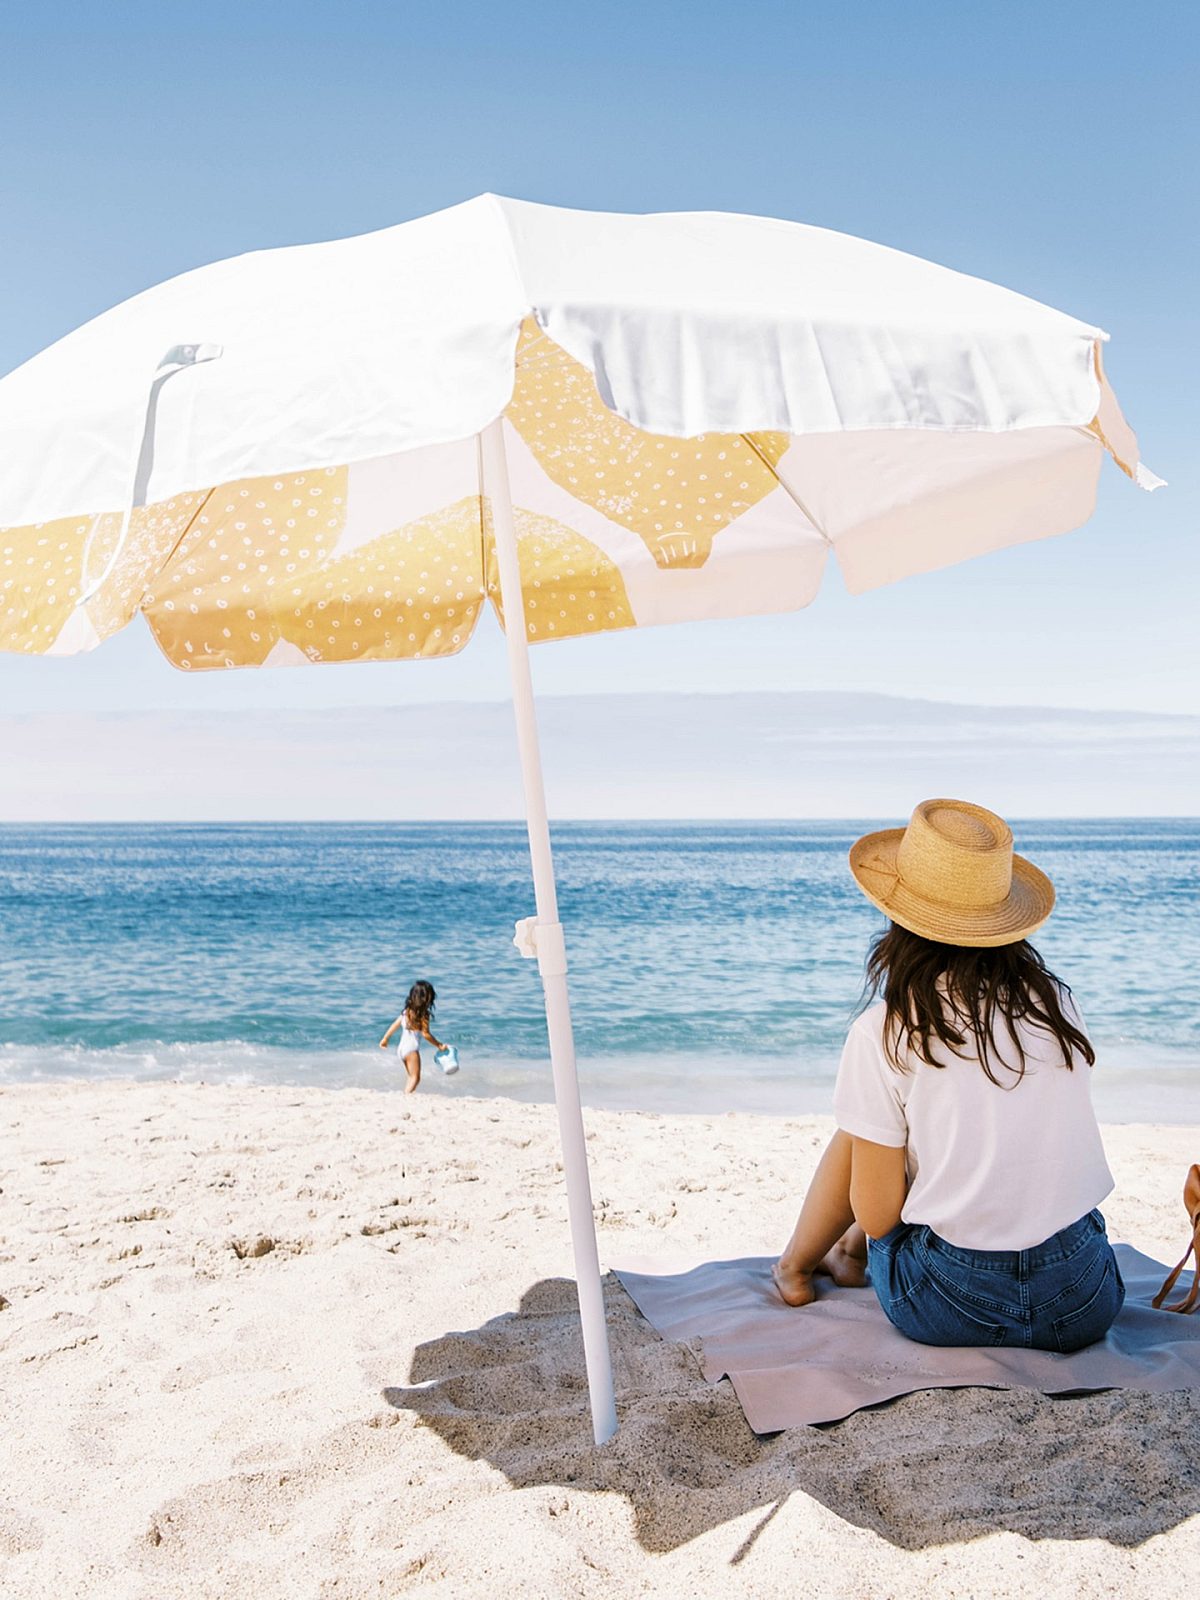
[397,1009,422,1057]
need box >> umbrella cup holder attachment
[513,916,568,978]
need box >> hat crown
[896,800,1013,911]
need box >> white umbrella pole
[479,417,619,1447]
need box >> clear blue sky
[1,0,1195,714]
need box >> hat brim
[849,828,1055,948]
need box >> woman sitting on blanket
[775,798,1125,1352]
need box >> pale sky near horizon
[0,1,1195,717]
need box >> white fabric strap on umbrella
[481,418,618,1444]
[77,343,223,604]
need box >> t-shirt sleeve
[1060,986,1088,1037]
[832,1016,908,1148]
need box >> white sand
[1,1081,1198,1599]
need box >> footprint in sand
[229,1234,312,1260]
[0,1506,43,1557]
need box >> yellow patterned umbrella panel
[1,322,828,668]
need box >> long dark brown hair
[864,923,1094,1086]
[405,980,436,1032]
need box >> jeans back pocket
[1050,1255,1125,1353]
[888,1273,1010,1348]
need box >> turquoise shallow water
[0,820,1197,1121]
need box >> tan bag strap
[1153,1164,1200,1315]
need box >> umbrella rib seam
[739,434,831,544]
[134,486,218,616]
[474,431,489,620]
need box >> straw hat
[849,799,1054,948]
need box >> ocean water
[0,821,1197,1122]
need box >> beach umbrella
[0,195,1159,1443]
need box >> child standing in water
[380,980,445,1095]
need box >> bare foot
[772,1260,817,1306]
[815,1238,869,1287]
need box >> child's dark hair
[405,980,436,1032]
[864,923,1094,1085]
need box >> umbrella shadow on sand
[384,1274,1200,1556]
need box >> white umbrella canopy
[0,195,1160,1443]
[0,193,1158,663]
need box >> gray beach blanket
[613,1243,1200,1429]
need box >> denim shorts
[868,1208,1125,1352]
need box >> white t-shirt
[832,994,1113,1251]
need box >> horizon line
[2,814,1197,826]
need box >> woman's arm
[848,1137,908,1239]
[380,1016,404,1049]
[421,1023,445,1051]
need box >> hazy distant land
[1,691,1196,820]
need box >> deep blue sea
[1,821,1197,1121]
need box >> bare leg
[403,1052,421,1094]
[773,1132,870,1305]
